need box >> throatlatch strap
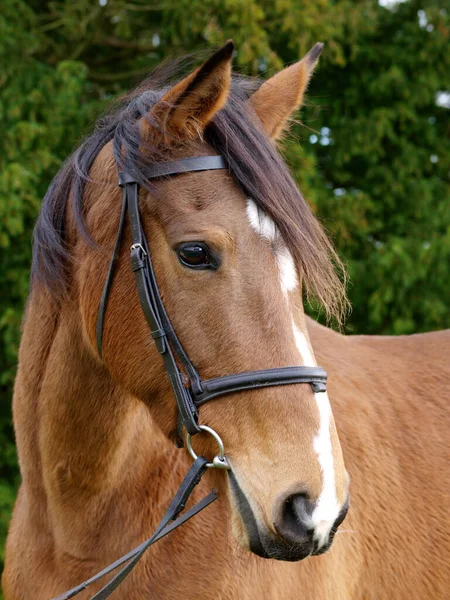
[51,457,215,600]
[96,188,128,357]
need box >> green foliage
[303,0,450,335]
[0,0,449,579]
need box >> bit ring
[186,425,230,469]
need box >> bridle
[98,155,327,439]
[52,155,328,600]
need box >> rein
[52,155,328,599]
[52,458,216,599]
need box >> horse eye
[176,243,217,270]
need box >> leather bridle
[52,155,328,600]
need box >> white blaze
[246,198,339,547]
[246,199,298,295]
[310,391,340,545]
[246,198,277,243]
[291,320,340,544]
[291,319,315,366]
[275,246,298,296]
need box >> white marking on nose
[246,198,340,547]
[310,390,340,546]
[291,325,340,547]
[291,321,340,545]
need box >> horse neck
[13,286,179,551]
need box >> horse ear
[152,40,234,139]
[250,43,323,140]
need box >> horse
[3,40,449,599]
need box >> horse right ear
[146,41,234,142]
[250,43,323,140]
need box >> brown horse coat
[3,42,449,599]
[4,306,449,598]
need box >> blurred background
[0,0,449,577]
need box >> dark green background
[1,0,449,581]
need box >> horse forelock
[31,57,347,323]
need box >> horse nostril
[275,493,315,545]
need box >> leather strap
[194,366,328,406]
[137,219,203,396]
[118,156,227,186]
[51,457,215,600]
[127,184,201,435]
[98,156,227,360]
[143,155,227,181]
[95,188,128,358]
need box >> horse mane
[32,56,348,323]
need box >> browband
[118,155,227,186]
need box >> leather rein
[52,155,328,599]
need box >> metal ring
[186,425,230,469]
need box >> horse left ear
[151,40,234,140]
[250,43,323,140]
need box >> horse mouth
[228,471,319,562]
[251,535,314,562]
[227,470,346,562]
[249,529,338,562]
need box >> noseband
[53,155,328,599]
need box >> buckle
[130,243,147,257]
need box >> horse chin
[249,532,315,562]
[247,527,338,562]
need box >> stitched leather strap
[136,215,203,396]
[194,366,328,406]
[143,155,227,181]
[98,156,227,360]
[118,156,227,186]
[96,157,228,432]
[51,457,215,600]
[127,183,201,435]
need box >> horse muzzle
[228,471,350,562]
